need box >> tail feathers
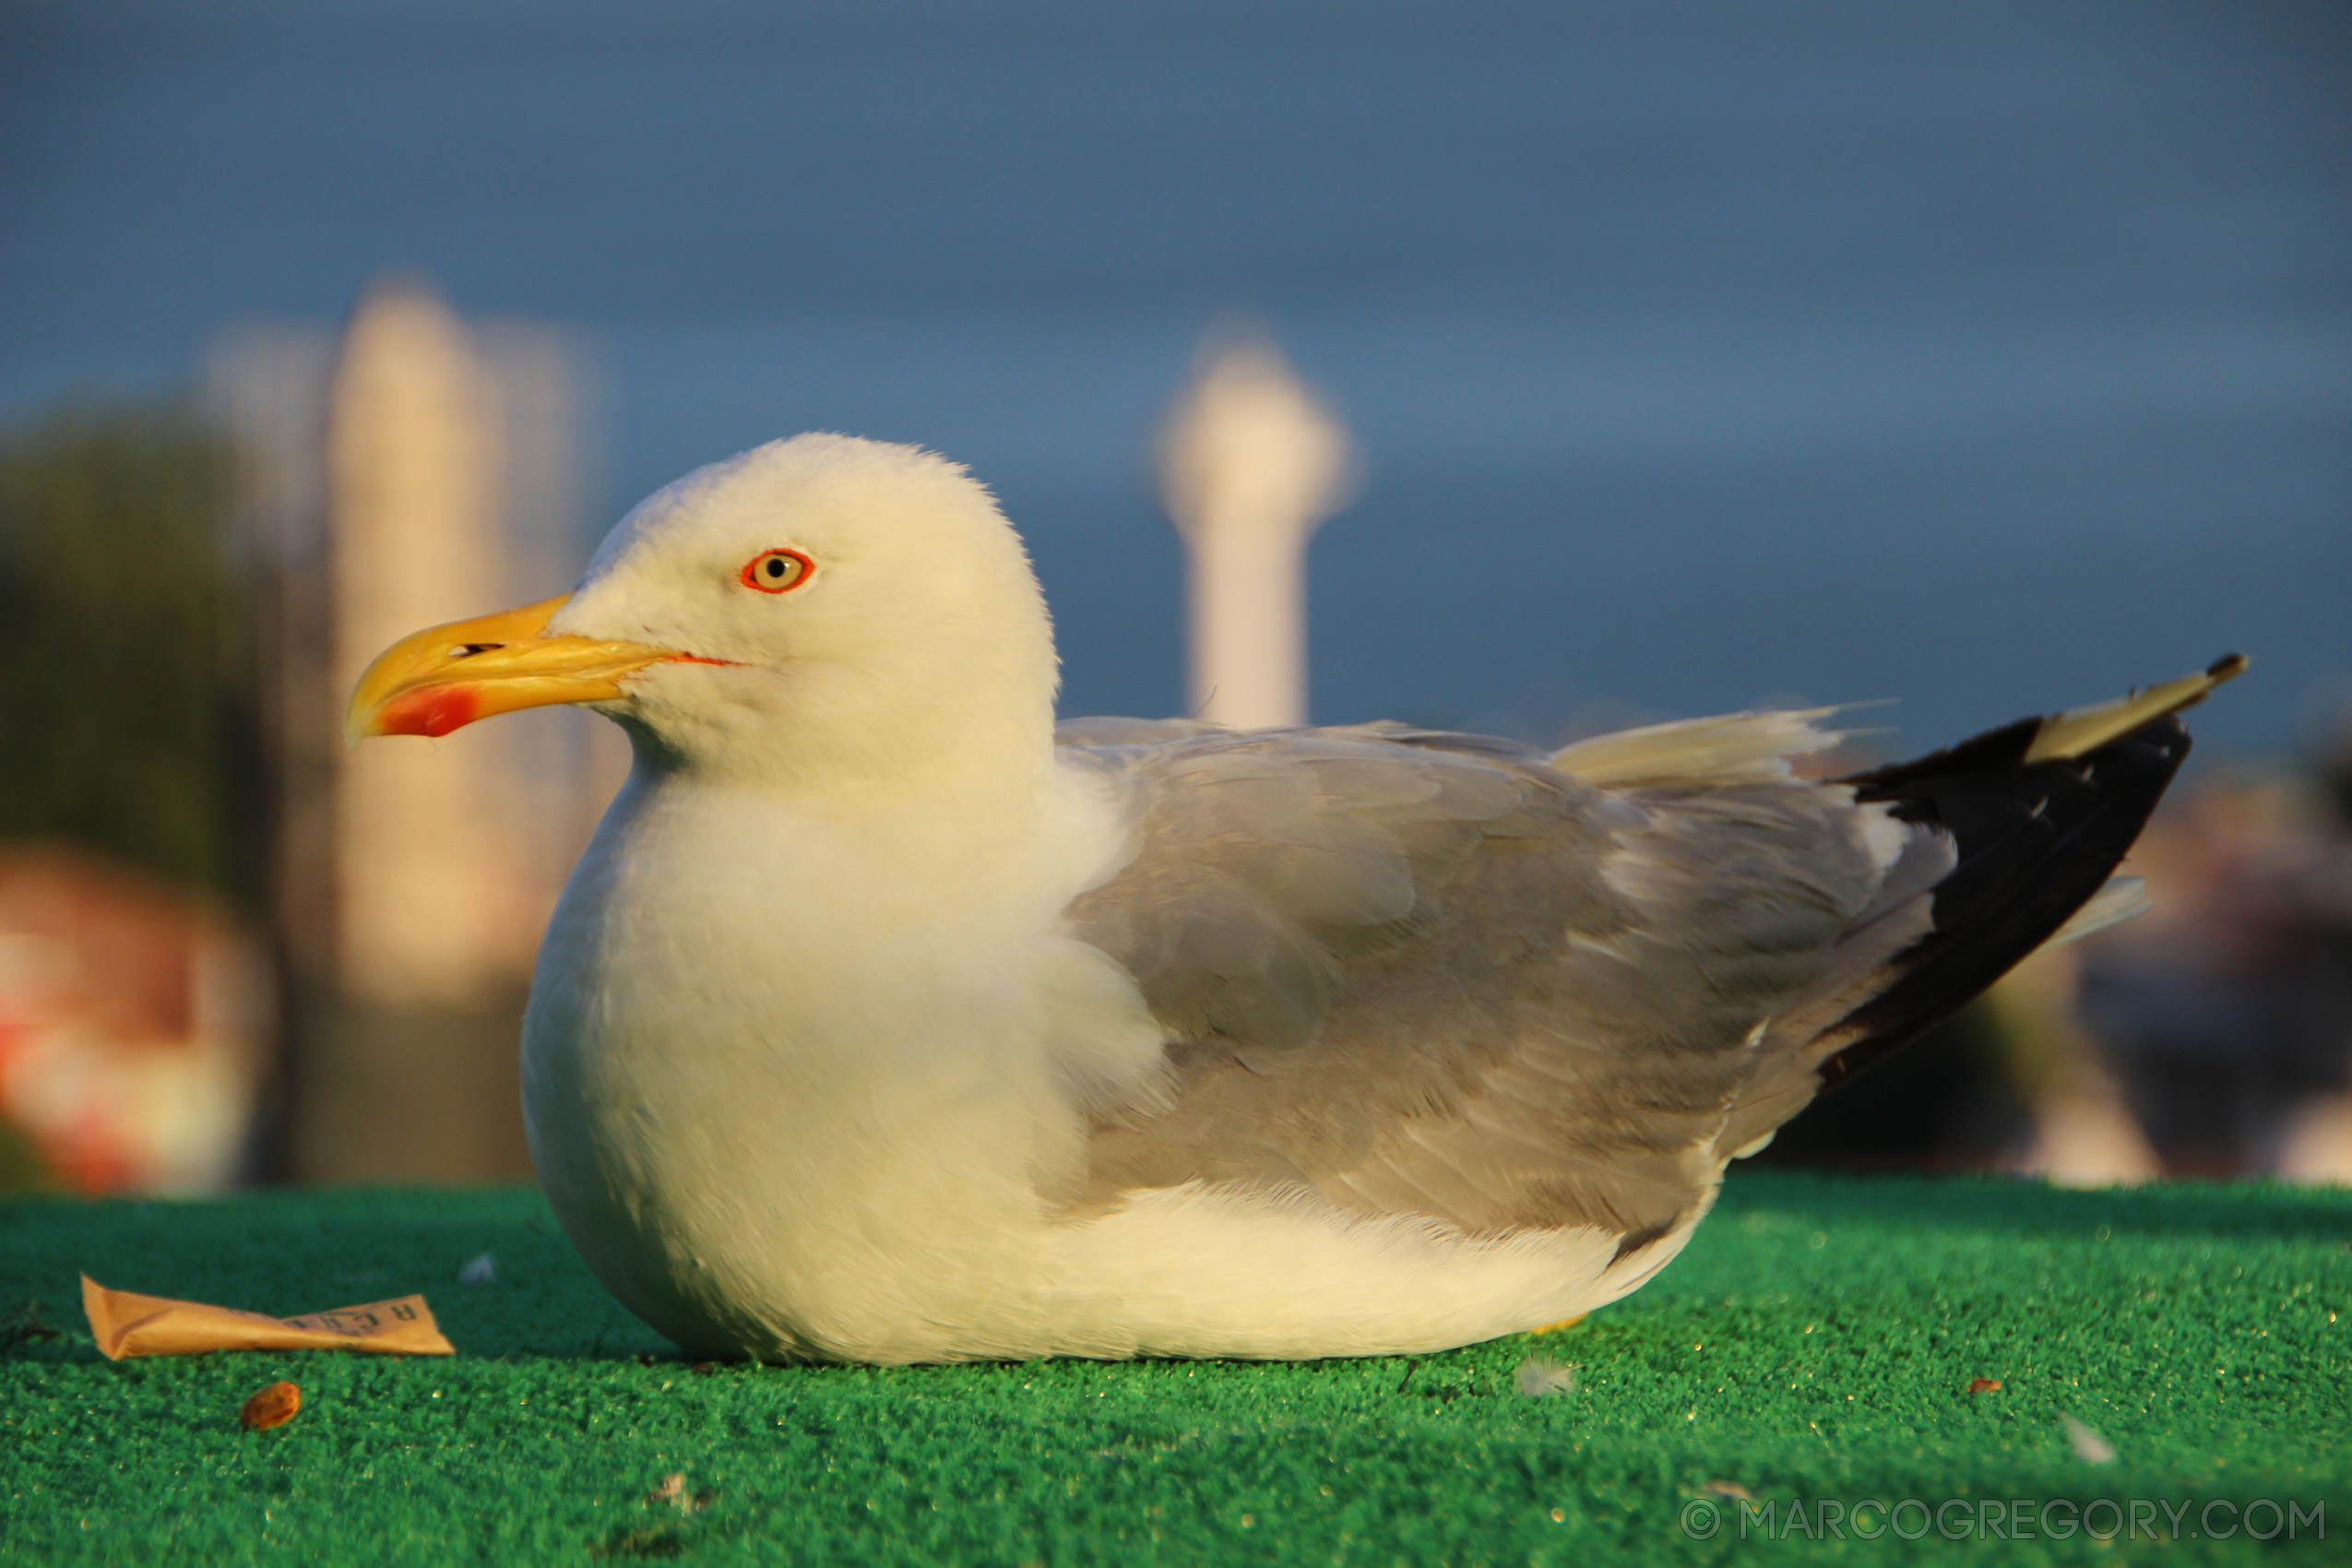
[2045,875,2151,948]
[1715,658,2241,1158]
[1819,710,2192,1088]
[2024,653,2247,764]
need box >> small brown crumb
[1967,1378,2003,1395]
[636,1352,659,1367]
[689,1361,716,1376]
[240,1381,302,1431]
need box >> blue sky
[4,0,2346,749]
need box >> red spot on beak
[376,684,483,738]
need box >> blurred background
[1,0,2346,1194]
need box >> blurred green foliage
[0,400,262,907]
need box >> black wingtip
[1814,710,2193,1091]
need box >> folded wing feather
[1055,719,1919,1241]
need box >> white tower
[1158,333,1355,730]
[208,278,612,1181]
[328,279,522,1007]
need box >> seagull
[348,434,2240,1364]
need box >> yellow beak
[345,594,692,745]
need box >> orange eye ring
[740,549,814,594]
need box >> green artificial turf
[3,1171,2347,1565]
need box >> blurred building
[1158,333,1354,730]
[209,277,623,1182]
[0,847,268,1193]
[2074,764,2352,1183]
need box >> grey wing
[1054,719,1906,1242]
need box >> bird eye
[739,549,813,594]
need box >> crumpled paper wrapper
[81,1275,456,1360]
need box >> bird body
[349,434,2238,1363]
[524,734,1661,1362]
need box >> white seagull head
[348,434,1061,790]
